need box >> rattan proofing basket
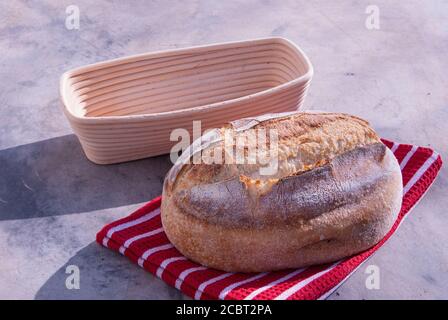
[60,37,313,164]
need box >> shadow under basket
[60,37,313,164]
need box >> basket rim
[60,37,313,124]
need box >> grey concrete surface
[0,0,447,299]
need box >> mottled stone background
[0,0,446,299]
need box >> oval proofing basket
[60,37,313,164]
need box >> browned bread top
[163,112,389,228]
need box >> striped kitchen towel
[96,139,442,300]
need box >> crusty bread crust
[161,112,403,272]
[165,112,381,193]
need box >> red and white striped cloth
[97,139,442,300]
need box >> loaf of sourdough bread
[161,111,402,272]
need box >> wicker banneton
[60,38,313,164]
